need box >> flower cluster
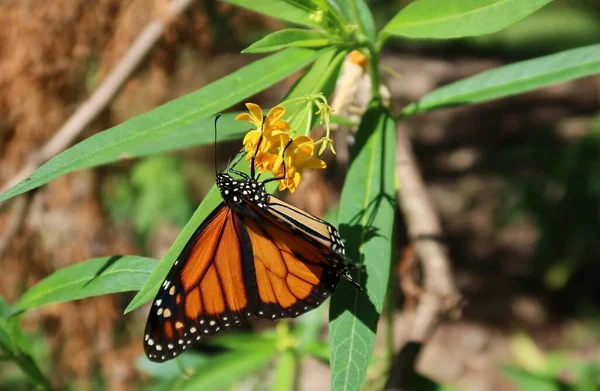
[235,103,326,193]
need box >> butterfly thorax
[216,174,268,211]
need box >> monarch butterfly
[143,114,362,362]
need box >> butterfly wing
[144,203,257,362]
[241,195,361,320]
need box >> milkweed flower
[273,135,326,193]
[235,103,327,192]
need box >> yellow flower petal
[235,113,253,122]
[301,157,327,170]
[266,106,286,124]
[245,103,263,124]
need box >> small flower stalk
[235,103,328,193]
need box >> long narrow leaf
[329,104,396,390]
[402,43,600,116]
[17,256,157,311]
[243,29,335,54]
[383,0,553,39]
[0,48,323,204]
[224,0,319,28]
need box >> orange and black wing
[144,204,257,362]
[242,196,360,320]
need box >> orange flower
[236,103,327,192]
[236,103,290,173]
[273,135,326,193]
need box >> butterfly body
[144,172,361,362]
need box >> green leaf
[329,104,396,391]
[502,366,561,391]
[180,347,276,391]
[272,351,297,391]
[17,256,157,312]
[224,0,319,28]
[243,28,335,54]
[383,0,553,39]
[402,43,600,116]
[334,0,377,42]
[0,48,323,204]
[207,333,276,351]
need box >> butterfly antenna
[214,113,222,176]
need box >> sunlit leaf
[17,256,157,311]
[329,104,396,391]
[383,0,553,39]
[224,0,319,27]
[0,48,323,204]
[402,43,600,116]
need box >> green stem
[367,42,381,101]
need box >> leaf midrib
[341,119,379,390]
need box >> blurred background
[1,0,600,390]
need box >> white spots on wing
[173,352,177,356]
[196,336,201,340]
[178,339,184,344]
[199,319,205,324]
[163,308,172,318]
[224,190,229,195]
[209,320,216,326]
[156,345,163,351]
[155,299,162,306]
[225,323,230,327]
[157,308,163,316]
[222,317,228,321]
[204,330,209,334]
[190,327,197,333]
[233,196,239,202]
[148,339,154,346]
[169,286,176,296]
[168,344,173,349]
[145,334,149,341]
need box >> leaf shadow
[330,105,396,333]
[82,255,123,289]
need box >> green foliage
[131,156,193,234]
[402,43,600,116]
[17,256,157,312]
[242,28,337,53]
[0,298,53,390]
[4,0,600,390]
[0,49,322,203]
[383,0,554,39]
[329,104,396,390]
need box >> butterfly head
[216,173,268,208]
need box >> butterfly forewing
[144,204,256,362]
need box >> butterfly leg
[228,150,250,180]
